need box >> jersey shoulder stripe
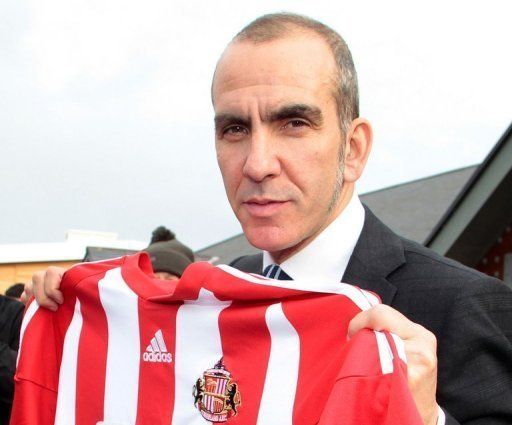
[61,256,126,291]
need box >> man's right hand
[23,267,65,310]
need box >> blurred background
[1,0,511,288]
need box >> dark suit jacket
[230,207,512,425]
[0,295,24,425]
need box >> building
[0,230,144,293]
[426,123,512,286]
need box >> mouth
[242,198,288,218]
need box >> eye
[283,119,309,129]
[224,125,248,135]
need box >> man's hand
[22,267,65,310]
[349,304,439,425]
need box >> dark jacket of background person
[5,284,25,301]
[0,295,23,425]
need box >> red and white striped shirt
[11,252,421,424]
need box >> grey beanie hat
[144,227,194,277]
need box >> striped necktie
[263,264,292,280]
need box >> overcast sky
[1,0,511,250]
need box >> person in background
[5,284,25,303]
[0,294,23,425]
[144,226,195,280]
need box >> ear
[342,118,373,183]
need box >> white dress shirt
[263,192,365,281]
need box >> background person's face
[154,271,180,280]
[213,34,350,260]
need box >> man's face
[213,33,350,260]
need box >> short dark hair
[233,12,359,134]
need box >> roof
[196,232,260,266]
[0,229,147,264]
[426,123,512,266]
[360,166,477,244]
[196,165,477,264]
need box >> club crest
[193,358,241,422]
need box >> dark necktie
[263,264,292,280]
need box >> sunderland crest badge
[193,358,241,422]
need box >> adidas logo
[143,329,172,363]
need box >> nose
[242,129,281,182]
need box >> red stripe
[282,293,362,424]
[75,275,109,425]
[135,298,182,424]
[13,295,77,424]
[218,301,273,425]
[177,264,308,302]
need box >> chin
[243,225,295,253]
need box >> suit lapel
[342,206,405,305]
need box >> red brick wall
[476,223,512,282]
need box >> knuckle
[414,324,437,348]
[32,270,44,284]
[420,351,438,370]
[369,305,391,326]
[425,329,437,348]
[47,266,59,276]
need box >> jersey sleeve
[318,329,423,425]
[10,286,79,424]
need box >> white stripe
[257,303,300,425]
[275,267,283,280]
[375,331,394,374]
[16,299,39,366]
[55,299,83,425]
[391,332,407,363]
[155,329,168,352]
[437,406,446,425]
[99,267,140,425]
[151,337,160,352]
[172,289,231,425]
[217,264,375,311]
[358,288,380,307]
[146,344,153,353]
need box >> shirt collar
[263,194,365,281]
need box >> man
[29,13,512,424]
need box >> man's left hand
[348,304,439,425]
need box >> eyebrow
[214,113,250,133]
[265,104,324,127]
[214,103,324,132]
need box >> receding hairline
[211,27,338,103]
[211,12,360,134]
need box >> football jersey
[11,252,422,425]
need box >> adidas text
[143,351,172,363]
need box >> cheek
[217,147,243,199]
[296,155,341,214]
[289,147,337,194]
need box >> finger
[402,335,438,372]
[25,274,39,299]
[348,304,420,340]
[44,267,65,305]
[32,270,59,311]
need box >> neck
[269,184,354,264]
